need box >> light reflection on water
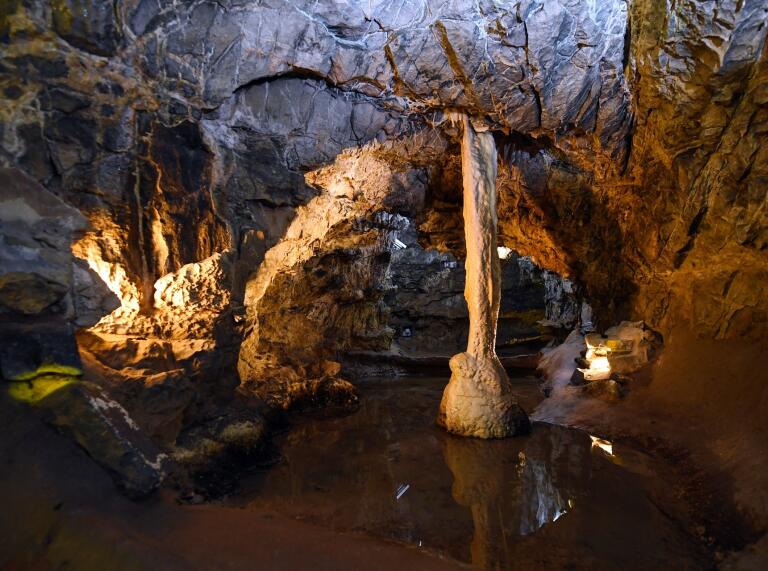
[230,377,708,570]
[521,458,569,535]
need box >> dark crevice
[672,205,707,270]
[623,15,632,73]
[686,206,708,237]
[202,68,401,118]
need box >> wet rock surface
[0,0,763,346]
[33,379,169,498]
[0,0,765,558]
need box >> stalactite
[437,114,530,438]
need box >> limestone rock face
[133,0,630,145]
[1,0,762,350]
[0,168,87,318]
[0,168,118,380]
[236,135,444,408]
[490,0,768,339]
[0,0,631,339]
[0,0,765,516]
[51,0,123,56]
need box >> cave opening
[1,1,767,569]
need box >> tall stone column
[437,115,530,438]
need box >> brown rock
[582,379,626,403]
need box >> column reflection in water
[441,428,574,570]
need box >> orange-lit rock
[0,1,765,562]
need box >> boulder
[172,408,271,498]
[0,168,86,319]
[605,321,652,374]
[582,379,626,403]
[569,368,586,386]
[34,380,169,498]
[71,258,120,328]
[0,323,82,381]
[130,369,194,445]
[0,169,118,385]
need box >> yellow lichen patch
[219,420,265,448]
[171,439,224,468]
[0,0,20,37]
[50,0,73,34]
[11,363,82,381]
[7,374,75,403]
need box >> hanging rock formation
[0,3,765,550]
[437,115,530,439]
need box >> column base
[437,352,531,438]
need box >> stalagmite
[437,115,531,438]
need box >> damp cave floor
[228,376,719,570]
[0,375,738,570]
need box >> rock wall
[0,0,631,334]
[0,0,760,380]
[0,0,766,523]
[385,229,552,359]
[3,0,762,342]
[624,0,767,341]
[236,134,439,405]
[493,0,768,339]
[0,168,117,379]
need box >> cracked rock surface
[0,0,766,541]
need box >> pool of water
[230,377,712,570]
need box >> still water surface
[231,377,710,570]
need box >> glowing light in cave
[590,435,614,456]
[71,236,142,329]
[76,250,139,313]
[582,355,612,380]
[497,246,513,259]
[579,333,614,380]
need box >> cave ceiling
[0,0,765,340]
